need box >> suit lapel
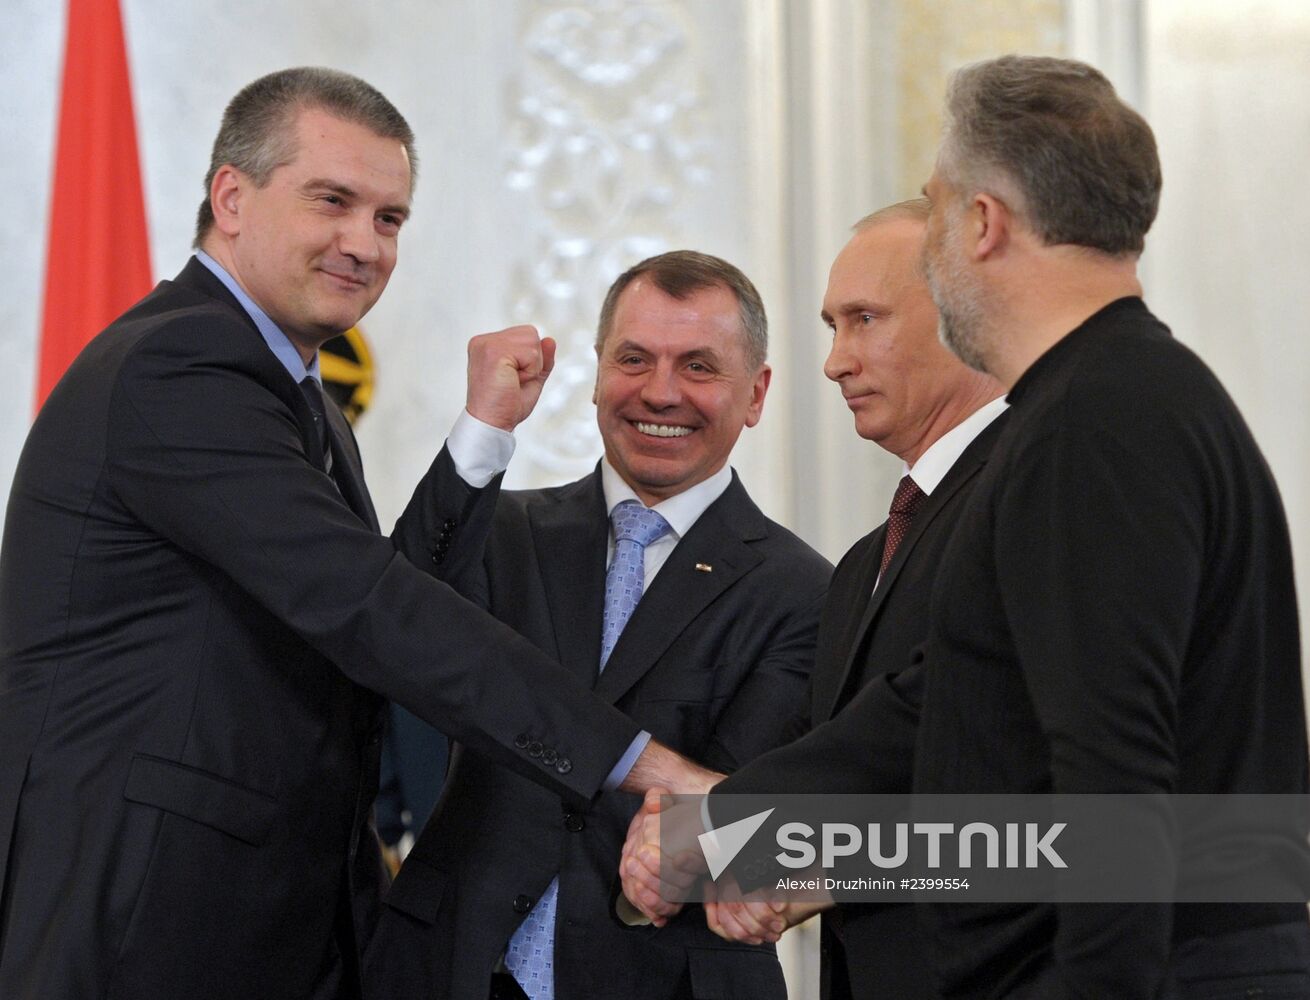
[811,526,884,720]
[174,258,374,529]
[593,476,764,705]
[323,402,379,531]
[530,474,609,684]
[820,414,1007,720]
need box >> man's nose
[824,330,858,383]
[639,364,682,408]
[338,212,381,264]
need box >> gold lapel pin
[695,563,713,573]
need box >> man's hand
[620,787,708,926]
[464,326,556,432]
[704,880,829,945]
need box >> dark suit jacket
[0,259,640,1000]
[914,299,1308,998]
[724,300,1308,996]
[363,468,831,1000]
[801,415,1005,1000]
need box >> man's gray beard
[937,309,990,374]
[923,225,993,375]
[925,263,991,373]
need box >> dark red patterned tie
[879,475,927,577]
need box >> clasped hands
[619,786,828,945]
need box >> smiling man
[364,251,830,1000]
[0,70,716,1000]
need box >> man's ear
[743,364,771,428]
[973,192,1012,261]
[209,165,244,237]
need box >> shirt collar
[904,395,1008,495]
[195,250,321,385]
[599,459,734,542]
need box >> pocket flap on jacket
[383,857,446,926]
[123,753,277,846]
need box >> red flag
[36,0,153,412]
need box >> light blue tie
[600,501,672,668]
[505,499,671,1000]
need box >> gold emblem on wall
[320,326,375,426]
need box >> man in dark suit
[363,251,831,1000]
[801,200,1003,999]
[642,203,1004,997]
[0,68,706,1000]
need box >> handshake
[615,743,829,945]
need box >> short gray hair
[596,251,768,370]
[940,55,1160,255]
[194,67,417,247]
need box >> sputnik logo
[697,808,775,879]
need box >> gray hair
[940,55,1160,255]
[596,251,768,370]
[194,67,416,247]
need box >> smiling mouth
[634,421,693,438]
[320,269,367,288]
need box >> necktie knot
[299,377,324,419]
[299,376,333,473]
[879,475,927,579]
[610,499,671,548]
[889,475,926,516]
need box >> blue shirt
[195,250,322,386]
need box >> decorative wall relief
[505,0,711,482]
[895,0,1064,191]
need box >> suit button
[564,813,584,833]
[555,757,572,775]
[514,733,530,749]
[513,894,533,914]
[541,748,557,766]
[528,741,544,758]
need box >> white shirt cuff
[447,409,515,488]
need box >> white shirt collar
[904,395,1008,495]
[599,459,734,541]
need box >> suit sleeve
[713,654,921,797]
[991,386,1204,999]
[104,326,639,805]
[391,444,499,607]
[697,581,828,776]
